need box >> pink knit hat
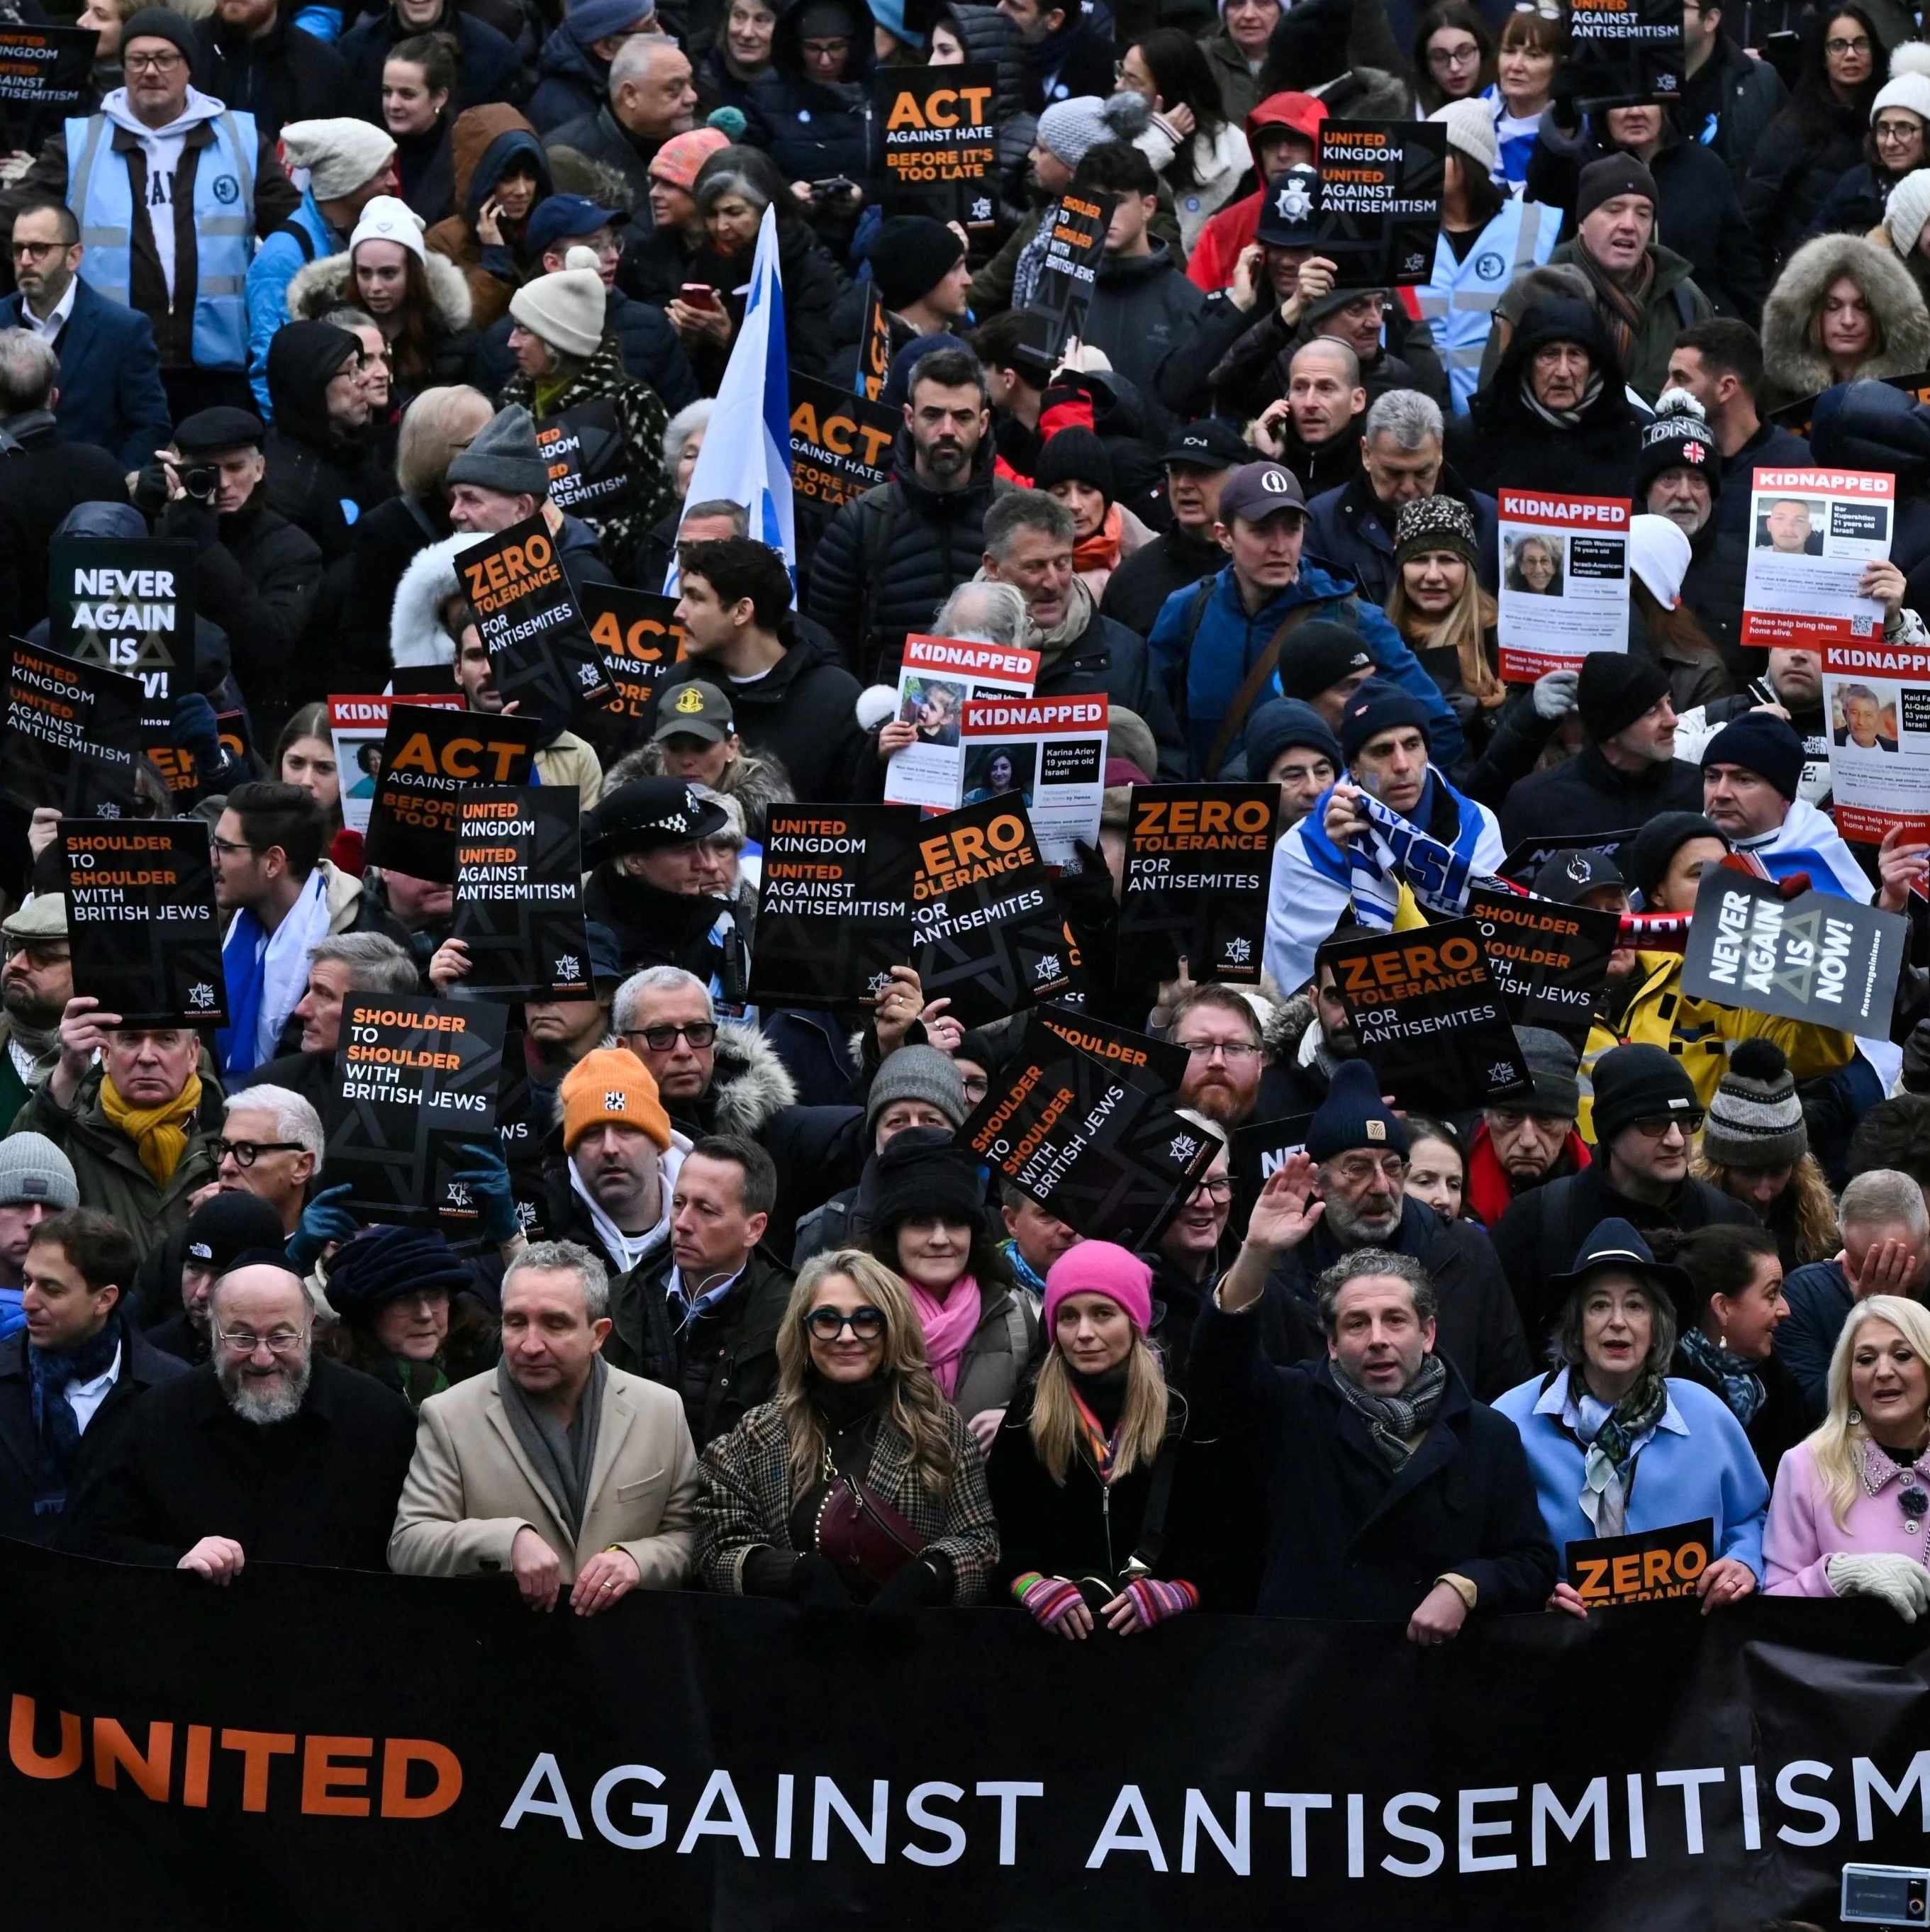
[1043,1240,1154,1339]
[649,127,730,189]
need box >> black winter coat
[1678,31,1789,187]
[1305,465,1499,612]
[1745,94,1869,267]
[0,413,130,638]
[1807,159,1901,241]
[542,103,661,210]
[74,1356,418,1570]
[584,868,754,1006]
[688,222,849,381]
[1683,514,1752,676]
[1100,523,1223,639]
[1716,419,1813,535]
[338,3,525,122]
[1496,739,1707,850]
[713,628,866,803]
[189,11,349,141]
[1187,1299,1558,1619]
[1670,1339,1810,1485]
[526,24,609,133]
[1081,245,1205,413]
[340,489,450,681]
[740,0,876,194]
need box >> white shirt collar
[20,277,77,339]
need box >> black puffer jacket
[338,1,525,122]
[740,0,876,196]
[583,868,754,1007]
[709,627,867,803]
[1036,603,1188,779]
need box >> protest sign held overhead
[1566,1521,1715,1607]
[1681,863,1905,1032]
[1118,783,1281,986]
[1496,492,1631,681]
[886,633,1041,813]
[1313,121,1447,289]
[327,692,464,835]
[362,705,541,883]
[1317,919,1532,1116]
[1741,467,1892,652]
[1232,1110,1315,1227]
[959,694,1107,868]
[579,581,687,732]
[0,23,98,141]
[328,993,507,1227]
[874,63,997,230]
[1500,828,1638,888]
[788,371,899,515]
[1466,883,1622,1037]
[1,642,144,816]
[451,787,593,1000]
[1027,190,1114,357]
[459,515,613,737]
[1568,0,1683,111]
[960,1006,1220,1248]
[61,818,225,1028]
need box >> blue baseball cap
[523,194,625,257]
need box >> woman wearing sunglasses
[695,1249,998,1607]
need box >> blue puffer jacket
[1146,558,1464,777]
[243,189,339,414]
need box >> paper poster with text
[1741,467,1892,653]
[959,693,1107,867]
[1027,190,1114,357]
[1496,491,1631,681]
[327,692,464,835]
[1570,0,1683,111]
[885,633,1040,812]
[1825,625,1930,844]
[1314,121,1446,289]
[874,63,997,230]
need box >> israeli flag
[666,206,795,591]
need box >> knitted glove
[1533,668,1580,721]
[1013,1571,1084,1632]
[451,1140,523,1246]
[1826,1551,1930,1621]
[286,1183,360,1273]
[1120,1576,1200,1631]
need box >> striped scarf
[1069,1382,1116,1482]
[1330,1351,1447,1469]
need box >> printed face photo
[1505,532,1563,596]
[902,677,964,744]
[963,741,1037,804]
[1758,496,1823,554]
[1833,680,1898,752]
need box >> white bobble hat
[508,245,608,359]
[348,194,426,263]
[1429,97,1499,179]
[1629,513,1692,610]
[1887,165,1930,257]
[1873,40,1930,128]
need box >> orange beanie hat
[560,1047,672,1154]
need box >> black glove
[869,1556,947,1615]
[792,1551,854,1609]
[130,457,171,518]
[173,691,245,795]
[1547,60,1582,134]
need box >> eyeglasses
[213,1324,308,1356]
[215,1138,306,1168]
[1875,118,1922,142]
[1826,33,1871,52]
[9,240,67,261]
[125,49,186,70]
[1427,41,1482,67]
[1188,1176,1234,1203]
[1329,1154,1408,1185]
[1173,1039,1261,1063]
[801,34,851,52]
[626,1021,718,1051]
[1629,1111,1704,1139]
[208,835,257,857]
[961,1075,990,1101]
[805,1305,885,1340]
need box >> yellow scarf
[99,1071,203,1190]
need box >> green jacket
[1546,239,1713,404]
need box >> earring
[1719,1330,1729,1352]
[1850,1407,1863,1426]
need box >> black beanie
[1577,153,1659,224]
[182,1190,287,1275]
[1032,427,1116,504]
[1279,621,1373,702]
[868,1127,986,1241]
[1703,713,1805,801]
[1577,650,1670,743]
[1245,698,1341,780]
[869,215,966,313]
[1624,811,1726,904]
[121,6,198,57]
[1306,1059,1411,1161]
[1590,1042,1700,1148]
[1338,678,1432,763]
[1636,392,1722,501]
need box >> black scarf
[30,1317,122,1516]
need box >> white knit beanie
[508,246,608,359]
[1887,165,1930,256]
[1429,97,1499,179]
[1629,513,1692,609]
[279,118,397,201]
[1874,41,1930,126]
[348,194,425,263]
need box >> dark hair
[1849,1094,1930,1183]
[969,308,1045,385]
[13,200,79,245]
[386,31,457,99]
[225,779,327,879]
[907,343,988,406]
[1412,1,1496,114]
[1672,316,1766,403]
[1652,1222,1779,1319]
[1790,4,1882,139]
[352,247,443,386]
[1497,7,1563,58]
[686,1132,779,1219]
[868,1216,1014,1297]
[30,1207,140,1300]
[271,701,329,784]
[1128,28,1227,189]
[1071,138,1159,201]
[1632,574,1723,663]
[1314,1248,1437,1336]
[675,535,793,632]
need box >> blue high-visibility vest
[1414,196,1563,415]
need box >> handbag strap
[1120,1436,1182,1579]
[1202,596,1338,781]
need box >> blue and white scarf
[216,869,332,1081]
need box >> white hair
[610,31,679,92]
[1363,386,1443,451]
[613,966,714,1035]
[225,1084,325,1161]
[662,396,713,475]
[1840,1168,1930,1236]
[932,579,1027,647]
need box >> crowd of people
[6,0,1930,1675]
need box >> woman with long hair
[1487,8,1561,184]
[1761,228,1930,405]
[1807,41,1930,238]
[1117,29,1251,253]
[271,703,343,842]
[318,1224,500,1408]
[1690,1039,1840,1268]
[1764,1294,1930,1615]
[1384,493,1505,759]
[1412,2,1496,117]
[988,1242,1212,1636]
[695,1249,999,1607]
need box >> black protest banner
[1231,1110,1315,1228]
[1318,919,1532,1115]
[48,535,198,799]
[578,581,686,732]
[960,1005,1217,1246]
[327,993,506,1226]
[458,515,612,738]
[1027,189,1114,357]
[362,707,541,884]
[874,62,997,229]
[1118,783,1281,987]
[0,23,96,141]
[1681,864,1906,1032]
[1314,121,1448,289]
[1,641,144,815]
[61,818,225,1027]
[489,1029,547,1241]
[532,401,637,525]
[749,803,921,1010]
[450,786,591,1000]
[1570,0,1683,111]
[1466,883,1621,1037]
[1500,828,1638,889]
[1567,1520,1717,1609]
[910,794,1076,1025]
[853,279,891,401]
[789,369,898,515]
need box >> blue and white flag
[666,205,794,590]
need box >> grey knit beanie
[445,405,550,499]
[0,1132,79,1210]
[866,1045,968,1134]
[1701,1038,1807,1170]
[1490,1027,1580,1121]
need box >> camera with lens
[1843,1864,1930,1924]
[182,464,220,502]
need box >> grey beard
[1327,1193,1402,1247]
[220,1351,312,1424]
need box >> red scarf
[1465,1120,1591,1229]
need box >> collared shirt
[666,1262,744,1331]
[18,277,77,341]
[66,1341,122,1432]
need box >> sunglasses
[805,1306,885,1341]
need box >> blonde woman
[1385,494,1506,760]
[1764,1293,1930,1614]
[986,1241,1209,1636]
[696,1250,998,1608]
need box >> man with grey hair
[931,579,1028,648]
[80,1258,417,1575]
[215,1083,325,1236]
[1191,1146,1556,1630]
[1836,683,1898,753]
[542,31,693,207]
[389,1236,701,1609]
[1778,1168,1930,1422]
[1305,386,1498,608]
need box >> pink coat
[1763,1439,1930,1596]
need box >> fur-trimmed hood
[285,246,475,335]
[1263,989,1313,1063]
[704,1018,799,1137]
[389,530,484,667]
[606,739,797,834]
[1761,232,1930,402]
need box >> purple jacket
[1763,1437,1930,1596]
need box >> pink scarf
[910,1274,982,1402]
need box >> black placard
[1231,1110,1316,1229]
[1500,828,1637,888]
[1680,864,1906,1032]
[1566,1519,1716,1607]
[1027,189,1115,357]
[0,23,97,142]
[458,514,613,738]
[1117,783,1281,987]
[450,786,592,1000]
[532,400,636,524]
[874,62,998,229]
[748,803,922,1010]
[489,1027,547,1242]
[61,818,226,1028]
[327,993,506,1226]
[1,641,144,815]
[1313,121,1448,289]
[788,369,899,514]
[1570,0,1683,112]
[958,1005,1217,1248]
[362,706,541,883]
[579,580,687,731]
[1466,883,1622,1037]
[910,793,1077,1026]
[1318,918,1532,1115]
[853,280,891,402]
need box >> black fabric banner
[1570,0,1683,111]
[1,642,144,815]
[579,581,688,731]
[460,515,613,738]
[361,707,541,884]
[450,786,592,1000]
[1465,884,1622,1038]
[1117,783,1281,986]
[5,1538,1930,1930]
[1313,122,1447,289]
[60,818,226,1027]
[788,371,898,515]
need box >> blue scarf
[29,1318,122,1516]
[1678,1324,1767,1428]
[216,871,330,1080]
[1000,1235,1048,1300]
